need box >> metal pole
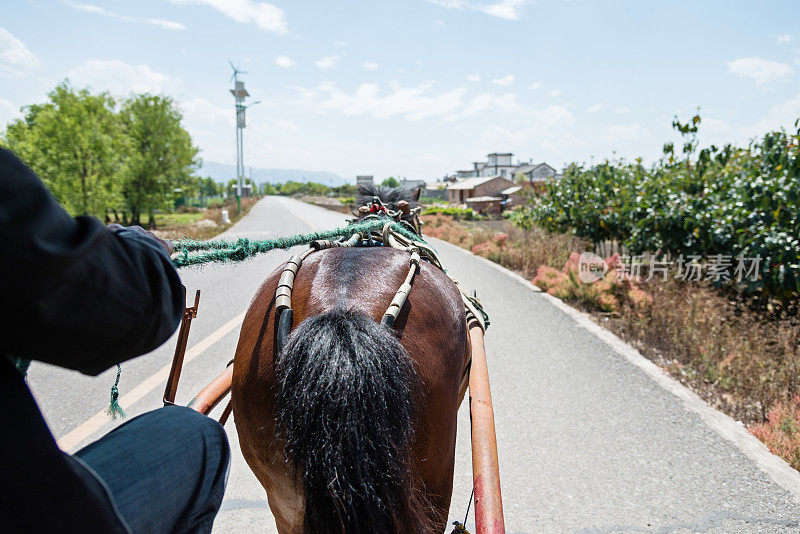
[239,123,244,212]
[235,110,241,212]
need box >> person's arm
[0,147,183,375]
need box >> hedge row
[511,117,800,298]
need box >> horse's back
[232,246,468,532]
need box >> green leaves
[2,81,125,217]
[513,116,800,299]
[1,82,200,226]
[119,93,200,225]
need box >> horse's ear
[412,187,421,201]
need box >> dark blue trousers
[74,406,230,534]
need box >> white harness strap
[273,221,487,351]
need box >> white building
[450,152,560,185]
[356,175,374,188]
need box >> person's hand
[107,224,174,255]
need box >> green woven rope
[172,219,424,268]
[105,364,126,420]
[15,219,493,422]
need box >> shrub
[421,206,479,220]
[750,396,800,470]
[531,253,639,313]
[513,116,800,300]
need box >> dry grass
[153,197,257,241]
[611,278,800,423]
[424,213,800,470]
[751,395,800,470]
[422,213,584,276]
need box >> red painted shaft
[188,365,232,416]
[468,324,505,534]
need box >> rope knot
[105,364,127,420]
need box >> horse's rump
[232,246,468,533]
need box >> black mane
[357,184,420,210]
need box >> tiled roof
[446,175,501,190]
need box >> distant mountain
[199,161,348,186]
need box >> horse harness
[274,196,488,353]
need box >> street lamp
[229,63,260,212]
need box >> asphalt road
[28,196,800,533]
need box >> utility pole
[229,62,260,213]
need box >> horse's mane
[357,184,420,209]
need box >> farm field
[27,197,800,533]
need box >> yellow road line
[57,311,246,452]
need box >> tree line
[512,115,800,300]
[256,176,400,198]
[1,81,204,227]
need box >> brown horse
[231,194,470,533]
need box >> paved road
[28,197,800,533]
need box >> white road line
[58,311,246,452]
[429,236,800,502]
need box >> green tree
[1,81,125,219]
[278,181,330,196]
[332,183,357,196]
[199,177,221,197]
[226,178,237,196]
[381,176,399,188]
[119,94,199,227]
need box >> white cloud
[479,0,528,20]
[615,106,631,114]
[425,0,528,20]
[315,55,341,69]
[181,97,232,126]
[548,89,562,97]
[64,2,187,30]
[169,0,287,34]
[426,0,469,8]
[604,123,651,141]
[0,97,21,126]
[751,92,800,132]
[435,20,445,26]
[778,34,791,43]
[147,18,189,31]
[0,28,38,76]
[528,82,540,90]
[333,40,347,47]
[467,74,481,82]
[450,92,519,119]
[363,61,379,70]
[274,55,295,68]
[727,56,793,85]
[313,81,467,121]
[586,104,603,113]
[479,124,528,146]
[533,104,574,126]
[67,59,180,94]
[492,74,514,86]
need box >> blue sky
[1,0,799,180]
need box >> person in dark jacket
[0,147,230,533]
